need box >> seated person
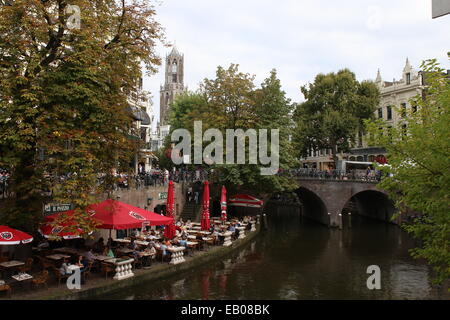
[146,244,157,255]
[160,243,167,257]
[129,240,138,251]
[84,248,96,262]
[94,237,105,253]
[172,237,180,246]
[179,236,188,248]
[59,258,71,276]
[103,246,115,258]
[75,255,88,272]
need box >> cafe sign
[43,203,74,215]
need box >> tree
[366,57,450,285]
[168,65,298,197]
[0,0,165,234]
[294,69,380,166]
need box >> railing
[0,167,382,200]
[283,168,382,183]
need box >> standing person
[187,186,193,202]
[164,169,169,186]
[194,190,199,205]
[195,169,200,181]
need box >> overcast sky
[143,0,450,129]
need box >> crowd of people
[113,168,212,191]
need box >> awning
[229,194,263,208]
[128,106,151,125]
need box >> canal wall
[33,226,261,300]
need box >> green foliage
[0,0,165,235]
[294,69,380,165]
[167,65,298,196]
[366,57,450,284]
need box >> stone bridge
[295,179,396,228]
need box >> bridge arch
[296,187,330,226]
[294,178,397,228]
[342,190,395,223]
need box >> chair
[51,267,69,287]
[18,258,33,273]
[0,256,8,263]
[37,256,54,270]
[32,270,49,290]
[132,256,143,269]
[0,284,11,298]
[83,261,94,280]
[100,263,115,279]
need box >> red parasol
[0,225,33,245]
[220,186,227,223]
[164,180,177,239]
[48,200,174,231]
[201,181,211,231]
[40,211,92,240]
[90,199,174,230]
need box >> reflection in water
[95,213,448,300]
[389,264,431,300]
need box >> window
[401,103,407,118]
[378,108,383,119]
[171,60,177,73]
[402,124,407,140]
[172,74,177,83]
[406,73,411,85]
[387,106,392,120]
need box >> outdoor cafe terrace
[0,218,258,300]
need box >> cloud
[144,0,450,129]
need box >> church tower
[160,45,185,126]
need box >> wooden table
[46,254,71,261]
[0,261,25,279]
[114,239,131,244]
[0,261,24,269]
[11,273,33,290]
[94,255,114,262]
[186,241,199,254]
[116,248,133,255]
[54,247,81,255]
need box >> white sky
[143,0,450,129]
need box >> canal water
[96,211,448,300]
